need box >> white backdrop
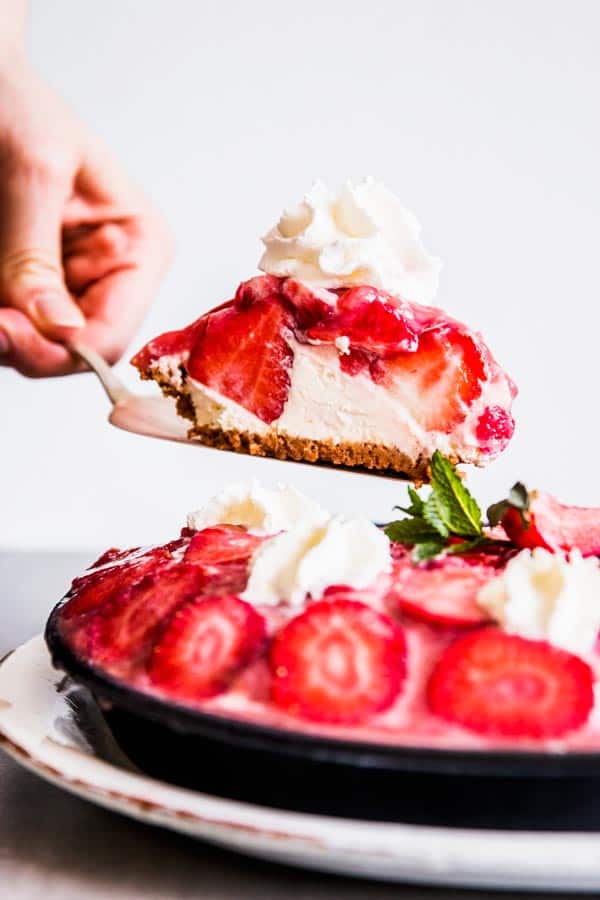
[2,0,599,550]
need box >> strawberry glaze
[131,276,516,458]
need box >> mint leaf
[384,518,441,545]
[429,451,482,538]
[395,486,425,518]
[413,540,446,561]
[423,492,450,538]
[487,482,530,527]
[445,536,489,555]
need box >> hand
[0,51,173,377]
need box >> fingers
[64,213,173,365]
[63,221,134,295]
[78,256,166,365]
[0,138,174,376]
[0,169,85,340]
[0,307,82,377]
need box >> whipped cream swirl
[243,514,391,608]
[477,548,600,657]
[259,178,441,304]
[187,482,328,536]
[188,483,391,608]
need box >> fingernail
[32,295,85,329]
[0,328,10,355]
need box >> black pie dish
[46,597,600,831]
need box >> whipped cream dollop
[187,482,328,536]
[242,514,391,608]
[477,548,600,656]
[259,178,441,304]
[187,482,391,608]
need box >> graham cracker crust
[141,364,435,481]
[187,424,430,480]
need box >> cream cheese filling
[151,337,512,464]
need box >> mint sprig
[384,517,442,545]
[385,454,531,562]
[395,486,425,518]
[384,450,489,561]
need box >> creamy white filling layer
[157,339,512,464]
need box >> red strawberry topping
[337,347,387,384]
[502,492,600,558]
[387,324,487,431]
[307,286,418,356]
[187,298,294,424]
[280,278,337,329]
[427,629,594,738]
[270,598,406,724]
[389,556,495,628]
[89,547,140,568]
[476,405,515,454]
[86,563,207,673]
[234,274,282,308]
[130,317,208,372]
[201,560,253,595]
[184,525,264,566]
[149,594,266,701]
[64,547,172,621]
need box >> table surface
[0,551,583,900]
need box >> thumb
[0,172,85,340]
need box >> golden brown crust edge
[141,365,441,481]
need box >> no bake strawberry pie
[49,461,600,751]
[132,180,516,479]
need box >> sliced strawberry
[337,347,388,384]
[130,317,208,372]
[163,526,196,555]
[64,547,172,621]
[338,347,370,377]
[184,525,263,566]
[307,286,417,357]
[427,629,594,738]
[234,274,282,308]
[502,492,600,558]
[149,594,266,701]
[204,560,253,595]
[162,535,192,556]
[476,405,515,454]
[387,323,487,431]
[87,563,207,672]
[388,555,495,628]
[89,547,139,569]
[281,278,337,329]
[187,298,294,424]
[270,599,406,724]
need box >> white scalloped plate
[2,636,600,892]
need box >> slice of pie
[132,180,516,479]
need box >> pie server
[67,339,413,479]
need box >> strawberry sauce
[131,275,517,456]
